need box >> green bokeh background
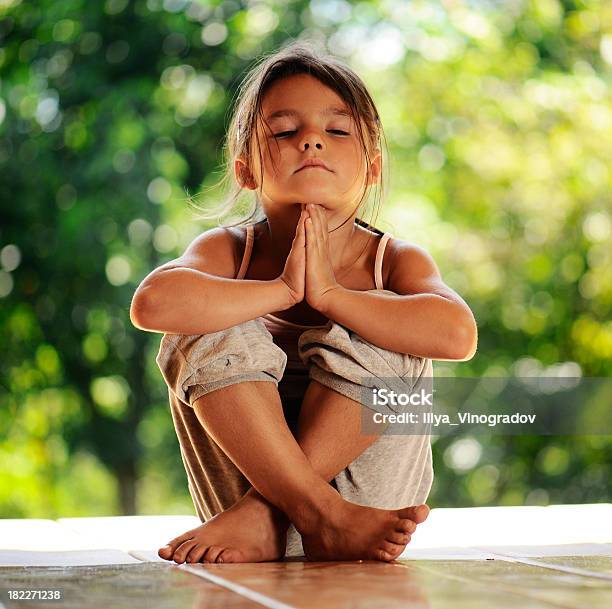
[0,0,610,518]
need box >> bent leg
[156,319,300,563]
[286,377,432,557]
[189,379,427,563]
[155,318,288,522]
[167,390,250,521]
[294,295,435,553]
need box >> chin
[292,187,336,202]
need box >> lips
[297,166,328,172]
[296,159,331,172]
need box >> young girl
[130,42,477,564]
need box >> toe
[160,528,198,560]
[374,548,395,562]
[397,505,429,524]
[201,545,221,563]
[168,528,198,549]
[217,547,244,563]
[158,545,173,560]
[185,544,207,564]
[173,540,198,564]
[397,519,417,534]
[386,531,411,546]
[216,548,230,563]
[203,545,224,563]
[380,540,404,560]
[414,504,430,524]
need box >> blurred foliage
[0,0,610,518]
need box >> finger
[297,207,307,245]
[320,206,330,241]
[318,207,329,253]
[309,204,324,253]
[313,204,324,246]
[317,205,330,251]
[305,216,314,253]
[319,203,328,227]
[305,216,314,241]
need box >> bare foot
[157,490,289,564]
[301,498,429,562]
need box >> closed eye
[272,130,350,138]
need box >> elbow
[130,285,156,331]
[447,317,478,361]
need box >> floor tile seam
[177,563,300,609]
[396,560,585,609]
[471,547,612,582]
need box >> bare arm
[317,240,478,361]
[130,228,294,335]
[318,288,473,360]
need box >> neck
[261,203,362,275]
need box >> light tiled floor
[1,504,611,608]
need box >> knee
[155,317,287,407]
[298,318,430,379]
[297,318,432,411]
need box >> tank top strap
[236,224,254,279]
[374,232,393,290]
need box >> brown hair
[188,39,390,257]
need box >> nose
[299,130,324,151]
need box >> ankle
[286,483,344,536]
[244,488,291,529]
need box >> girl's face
[240,73,380,214]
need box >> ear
[366,148,382,186]
[234,157,257,190]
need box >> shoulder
[157,226,245,279]
[385,237,455,299]
[386,237,437,274]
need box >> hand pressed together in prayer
[303,203,342,312]
[278,203,342,312]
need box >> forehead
[260,74,352,120]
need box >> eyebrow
[265,106,352,121]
